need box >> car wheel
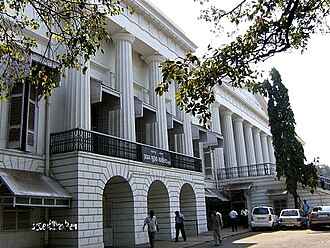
[251,227,257,232]
[310,224,317,231]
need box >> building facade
[0,1,212,247]
[1,1,330,248]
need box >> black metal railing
[50,128,202,172]
[217,163,276,180]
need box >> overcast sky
[148,0,330,166]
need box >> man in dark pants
[175,211,186,242]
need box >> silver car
[279,209,307,229]
[309,206,330,230]
[251,206,279,231]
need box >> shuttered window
[8,82,37,152]
[7,59,59,152]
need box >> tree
[156,0,330,126]
[0,0,126,99]
[257,68,318,208]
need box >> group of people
[142,210,186,248]
[142,208,245,247]
[143,201,313,247]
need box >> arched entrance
[180,184,197,235]
[103,176,134,247]
[147,180,171,240]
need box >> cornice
[123,0,198,52]
[214,83,270,134]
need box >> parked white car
[279,209,308,229]
[251,206,279,231]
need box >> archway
[103,176,134,247]
[180,183,197,235]
[147,180,171,240]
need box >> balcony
[50,128,202,172]
[217,163,276,180]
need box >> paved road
[190,228,330,248]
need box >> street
[191,228,330,248]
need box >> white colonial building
[1,1,330,248]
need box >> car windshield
[281,210,298,216]
[313,206,330,212]
[253,208,269,214]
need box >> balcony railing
[50,128,202,172]
[217,163,276,180]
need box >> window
[8,60,59,152]
[274,199,287,215]
[8,82,38,152]
[2,206,30,231]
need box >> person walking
[142,210,159,248]
[174,211,186,242]
[240,208,249,229]
[229,209,238,232]
[303,200,310,215]
[210,210,223,246]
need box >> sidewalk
[129,227,250,248]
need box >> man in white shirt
[143,210,159,248]
[229,209,238,232]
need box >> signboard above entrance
[142,147,171,166]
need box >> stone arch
[147,180,171,240]
[103,176,134,247]
[180,183,197,235]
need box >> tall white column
[244,122,256,165]
[253,128,263,175]
[261,133,270,163]
[211,103,223,180]
[221,109,237,177]
[253,128,263,164]
[65,60,91,130]
[112,32,136,141]
[144,54,168,150]
[183,114,194,156]
[211,103,221,134]
[268,136,276,163]
[0,100,9,148]
[234,117,248,176]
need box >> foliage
[0,0,125,99]
[316,163,330,178]
[156,0,330,125]
[257,68,318,208]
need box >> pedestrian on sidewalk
[229,209,238,232]
[302,199,310,216]
[143,210,159,248]
[240,208,249,229]
[210,210,223,246]
[174,211,186,242]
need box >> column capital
[253,128,260,134]
[141,53,165,64]
[260,132,268,138]
[234,117,244,123]
[211,102,221,108]
[112,31,135,44]
[244,122,253,129]
[221,109,233,116]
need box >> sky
[149,0,330,166]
